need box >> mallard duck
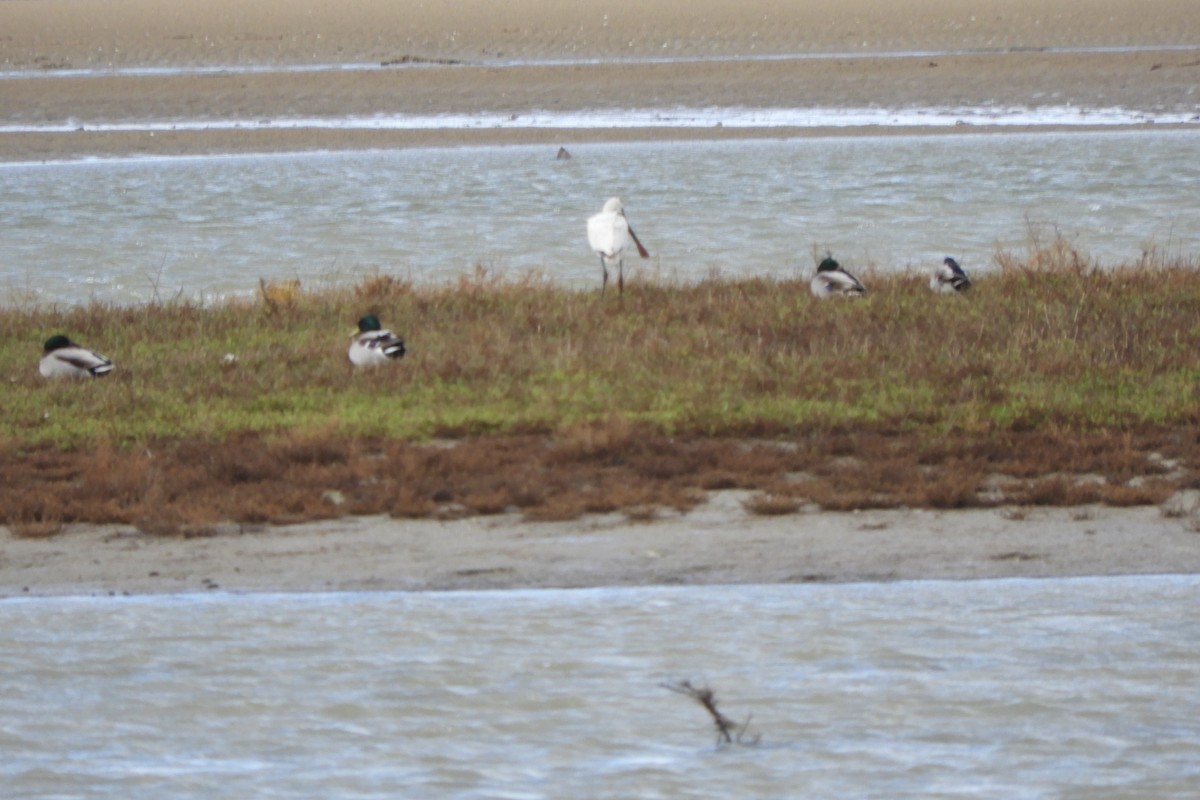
[348,315,406,367]
[39,334,114,378]
[810,257,866,298]
[930,256,971,293]
[587,197,650,295]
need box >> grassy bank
[5,263,1200,444]
[2,251,1199,533]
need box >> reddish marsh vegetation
[2,422,1195,538]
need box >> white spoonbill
[930,256,971,293]
[810,257,866,299]
[348,314,407,367]
[586,197,650,295]
[39,334,114,378]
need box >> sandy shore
[2,0,1198,160]
[4,0,1198,68]
[4,0,1199,595]
[4,492,1200,597]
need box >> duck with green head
[348,315,407,367]
[39,334,114,378]
[810,256,866,299]
[930,256,971,293]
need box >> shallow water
[5,105,1195,133]
[3,43,1199,80]
[3,130,1198,305]
[2,576,1198,799]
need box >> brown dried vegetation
[2,423,1196,536]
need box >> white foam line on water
[2,106,1197,136]
[1,44,1196,80]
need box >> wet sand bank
[3,0,1198,160]
[5,493,1200,597]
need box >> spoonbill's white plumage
[39,334,114,379]
[586,197,650,295]
[931,256,971,293]
[810,257,866,299]
[348,314,407,367]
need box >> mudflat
[2,0,1198,160]
[6,496,1200,597]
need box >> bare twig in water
[661,679,760,746]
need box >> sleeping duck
[39,335,114,379]
[810,257,866,299]
[348,314,407,367]
[930,257,971,293]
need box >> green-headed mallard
[39,334,114,378]
[931,256,971,293]
[348,315,407,367]
[811,257,866,298]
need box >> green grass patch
[3,255,1200,448]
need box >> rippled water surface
[3,577,1199,799]
[3,130,1198,304]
